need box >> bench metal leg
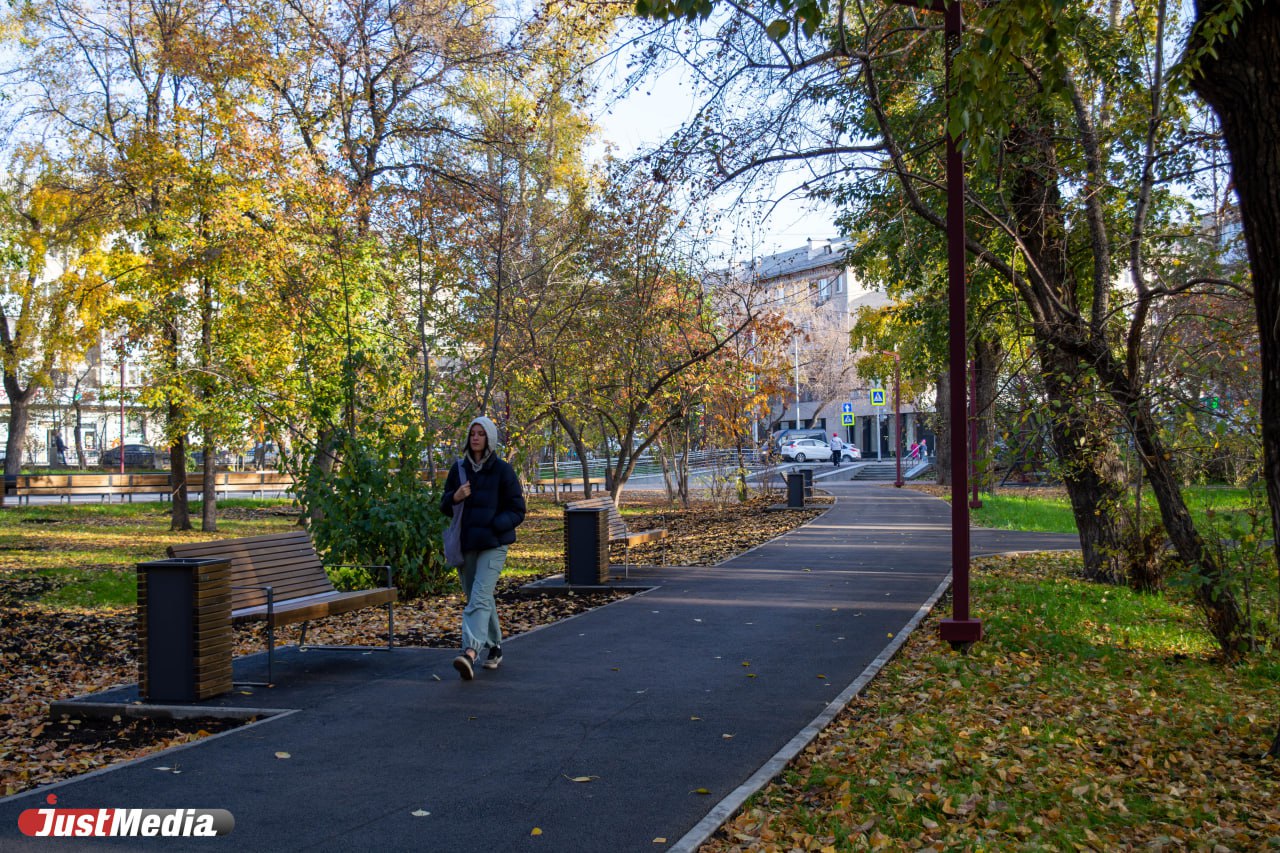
[296,605,395,655]
[234,589,276,688]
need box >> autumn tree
[633,0,1252,653]
[0,150,109,481]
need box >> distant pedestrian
[830,432,843,467]
[908,440,920,462]
[53,434,67,466]
[440,416,527,681]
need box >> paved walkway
[0,481,1078,851]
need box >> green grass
[971,492,1078,533]
[725,551,1280,850]
[0,496,574,608]
[0,499,300,608]
[970,485,1270,538]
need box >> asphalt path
[0,480,1078,851]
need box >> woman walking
[440,416,527,681]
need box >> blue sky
[590,46,839,263]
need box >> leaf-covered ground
[0,493,828,797]
[700,551,1280,852]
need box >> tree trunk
[1123,386,1248,654]
[935,370,951,485]
[1038,345,1130,583]
[3,389,32,478]
[1189,0,1280,733]
[73,399,86,470]
[309,428,338,524]
[169,431,191,532]
[973,336,1002,495]
[201,433,216,533]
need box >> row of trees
[0,0,814,530]
[634,0,1275,752]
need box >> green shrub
[297,424,453,599]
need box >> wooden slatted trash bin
[564,504,609,585]
[786,472,805,508]
[137,558,233,702]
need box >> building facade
[742,238,933,457]
[0,341,152,469]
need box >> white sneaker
[453,652,475,681]
[482,647,503,670]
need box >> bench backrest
[167,530,333,610]
[565,496,630,540]
[184,471,294,488]
[16,474,117,488]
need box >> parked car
[780,437,831,462]
[772,428,829,451]
[780,437,862,463]
[100,443,157,469]
[191,449,233,469]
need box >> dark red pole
[937,0,981,647]
[893,353,903,487]
[119,342,126,476]
[969,358,982,509]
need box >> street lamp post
[880,351,904,487]
[969,359,982,509]
[794,334,801,429]
[887,0,981,647]
[118,339,126,477]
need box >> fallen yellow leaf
[531,827,542,836]
[274,751,290,759]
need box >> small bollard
[786,472,805,508]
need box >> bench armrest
[325,563,394,588]
[231,584,275,618]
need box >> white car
[781,438,862,463]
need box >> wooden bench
[565,496,669,574]
[185,471,295,498]
[12,473,173,504]
[167,531,395,683]
[532,476,606,494]
[9,471,297,503]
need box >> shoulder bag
[443,462,467,568]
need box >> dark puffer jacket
[440,455,527,553]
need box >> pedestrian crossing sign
[841,413,854,426]
[871,389,886,406]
